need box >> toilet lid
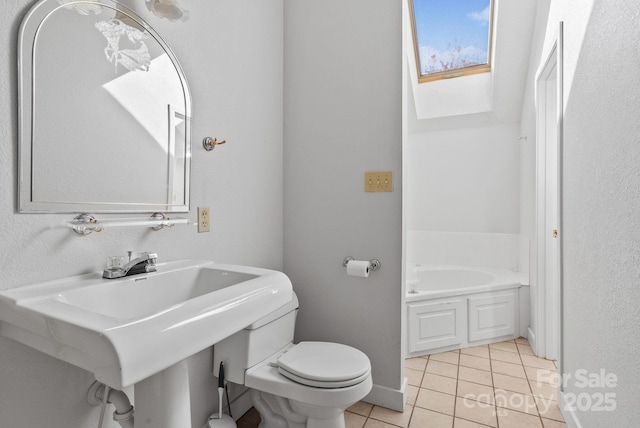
[277,342,371,388]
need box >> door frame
[534,22,564,370]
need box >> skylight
[409,0,493,82]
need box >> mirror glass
[19,0,191,213]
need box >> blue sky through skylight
[412,0,491,75]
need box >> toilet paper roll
[346,260,370,278]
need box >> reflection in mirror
[19,0,191,213]
[145,0,190,22]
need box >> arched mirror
[18,0,191,213]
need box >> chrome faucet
[103,252,158,279]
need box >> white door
[544,68,560,361]
[535,23,563,364]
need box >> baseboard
[559,391,583,428]
[527,326,537,353]
[363,378,408,412]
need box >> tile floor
[237,338,567,428]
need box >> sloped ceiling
[407,0,539,132]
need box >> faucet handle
[106,255,125,270]
[127,251,134,262]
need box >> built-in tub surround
[406,265,522,357]
[406,230,529,280]
[405,230,530,357]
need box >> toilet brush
[207,362,236,428]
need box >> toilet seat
[276,341,371,388]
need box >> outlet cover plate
[197,207,210,233]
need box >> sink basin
[0,259,293,389]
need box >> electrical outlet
[197,207,210,233]
[364,171,393,192]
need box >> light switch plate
[364,171,393,192]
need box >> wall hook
[203,137,226,151]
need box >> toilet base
[250,390,347,428]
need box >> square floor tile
[369,405,412,428]
[426,360,459,379]
[490,349,522,365]
[460,354,492,371]
[455,397,497,427]
[535,397,564,422]
[458,366,493,386]
[348,401,374,417]
[491,360,527,379]
[494,389,538,415]
[409,406,454,428]
[457,380,495,405]
[542,418,567,428]
[429,351,460,365]
[421,373,458,395]
[406,384,419,406]
[493,373,532,395]
[517,343,535,356]
[489,341,519,354]
[461,346,490,359]
[405,357,428,372]
[497,408,543,428]
[405,367,425,387]
[454,418,494,428]
[525,366,559,386]
[364,418,403,428]
[529,380,558,401]
[415,388,455,415]
[520,355,557,370]
[345,411,367,428]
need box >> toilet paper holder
[342,256,381,272]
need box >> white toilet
[213,292,372,428]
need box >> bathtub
[406,265,520,301]
[405,265,522,356]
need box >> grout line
[514,340,547,428]
[402,339,567,428]
[490,341,499,428]
[453,351,460,424]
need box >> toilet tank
[213,292,299,385]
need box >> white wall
[406,123,520,234]
[0,1,283,427]
[520,0,640,426]
[283,0,404,410]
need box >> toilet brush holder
[208,362,236,428]
[207,414,236,428]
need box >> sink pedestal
[135,360,192,428]
[0,259,294,428]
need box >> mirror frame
[18,0,192,213]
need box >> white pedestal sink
[135,360,192,428]
[0,259,294,428]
